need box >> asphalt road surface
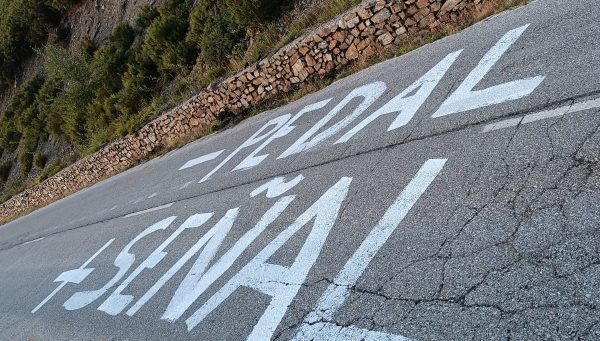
[2,0,600,339]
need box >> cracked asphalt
[1,0,600,340]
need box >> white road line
[482,116,522,132]
[482,97,600,132]
[295,322,411,341]
[521,105,570,124]
[148,192,158,199]
[179,150,224,170]
[22,237,45,245]
[125,203,174,218]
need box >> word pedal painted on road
[180,25,543,185]
[33,159,447,340]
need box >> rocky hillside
[0,0,350,202]
[0,0,165,201]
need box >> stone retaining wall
[0,0,488,221]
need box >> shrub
[34,159,63,183]
[42,44,97,146]
[143,13,197,74]
[0,0,67,87]
[0,117,22,152]
[135,5,159,29]
[0,161,12,182]
[33,151,47,168]
[225,0,290,29]
[200,15,243,67]
[18,150,33,174]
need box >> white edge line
[125,203,174,218]
[22,237,45,245]
[482,97,600,133]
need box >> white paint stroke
[278,82,386,159]
[22,237,45,245]
[161,196,294,321]
[186,177,353,339]
[178,181,193,190]
[124,203,174,218]
[482,116,522,132]
[482,97,600,132]
[433,24,545,118]
[147,192,158,199]
[250,175,304,198]
[32,239,115,313]
[63,217,176,311]
[98,213,213,316]
[336,50,462,143]
[233,99,332,171]
[292,159,445,341]
[294,322,411,341]
[126,207,234,316]
[179,150,224,170]
[201,115,291,183]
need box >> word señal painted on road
[180,24,544,183]
[34,159,444,340]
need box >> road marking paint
[521,105,570,124]
[336,50,462,143]
[147,192,158,199]
[64,217,177,311]
[126,211,237,316]
[279,83,386,159]
[294,159,446,340]
[250,175,304,198]
[99,213,213,315]
[32,239,115,313]
[186,177,353,338]
[201,116,291,183]
[433,24,544,118]
[160,197,295,321]
[482,116,522,132]
[179,150,224,170]
[178,181,193,190]
[124,203,174,218]
[131,197,145,204]
[294,322,411,341]
[234,99,332,171]
[568,97,600,113]
[482,97,600,132]
[22,237,45,245]
[110,205,118,211]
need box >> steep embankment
[0,0,162,201]
[0,0,525,223]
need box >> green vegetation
[0,0,72,88]
[0,0,365,201]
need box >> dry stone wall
[0,0,487,221]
